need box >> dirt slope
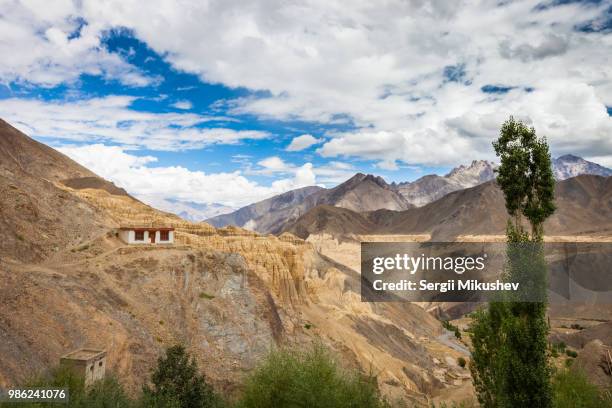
[0,120,470,404]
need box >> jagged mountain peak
[553,154,612,180]
[557,154,582,161]
[445,160,496,179]
[338,172,390,189]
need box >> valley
[1,118,611,405]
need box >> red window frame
[135,230,145,241]
[160,230,170,241]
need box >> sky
[0,0,611,218]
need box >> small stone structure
[60,349,107,387]
[118,225,174,245]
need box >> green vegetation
[199,292,215,300]
[442,320,461,339]
[457,357,467,368]
[566,350,578,358]
[1,344,393,408]
[470,117,556,408]
[235,343,389,408]
[142,345,222,408]
[0,366,133,408]
[552,369,612,408]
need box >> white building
[118,226,174,244]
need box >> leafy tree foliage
[492,116,556,239]
[142,345,222,408]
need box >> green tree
[492,117,556,240]
[470,117,555,408]
[142,345,221,408]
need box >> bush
[442,320,462,340]
[235,343,388,408]
[552,369,612,408]
[552,341,566,353]
[566,349,578,358]
[457,357,467,368]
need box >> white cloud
[286,134,322,151]
[257,156,289,172]
[58,144,318,209]
[72,0,611,166]
[0,96,269,151]
[0,1,155,87]
[1,0,611,169]
[253,155,353,185]
[171,100,193,110]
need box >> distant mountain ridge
[207,173,411,234]
[394,160,496,207]
[208,155,611,233]
[285,175,612,240]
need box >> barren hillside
[0,120,472,404]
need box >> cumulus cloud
[70,0,611,166]
[286,134,322,151]
[0,1,155,87]
[0,97,269,151]
[171,100,193,110]
[1,0,611,170]
[253,155,353,185]
[58,144,317,209]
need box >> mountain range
[207,155,612,235]
[207,174,412,234]
[285,175,612,240]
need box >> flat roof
[61,349,106,361]
[119,226,174,231]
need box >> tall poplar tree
[470,117,555,408]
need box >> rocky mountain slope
[553,154,612,180]
[285,175,612,240]
[207,173,411,234]
[207,185,324,232]
[394,160,496,207]
[0,120,469,404]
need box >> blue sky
[0,0,611,218]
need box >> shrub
[552,369,611,408]
[552,341,566,353]
[457,357,467,368]
[442,320,462,340]
[566,349,578,358]
[235,343,388,408]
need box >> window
[99,361,103,367]
[160,230,170,241]
[135,231,144,241]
